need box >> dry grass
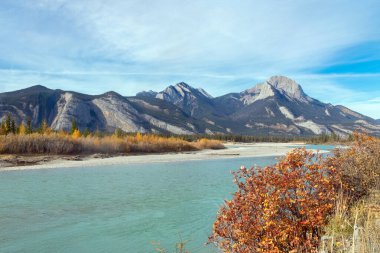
[0,133,224,155]
[320,134,380,253]
[320,191,380,253]
[0,133,82,154]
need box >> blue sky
[1,0,380,118]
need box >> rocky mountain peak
[267,75,310,103]
[102,91,123,98]
[156,82,212,101]
[136,90,158,98]
[170,82,192,96]
[175,82,192,90]
[239,76,313,105]
[241,82,275,105]
[16,85,52,94]
[151,82,215,117]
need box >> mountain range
[1,76,379,136]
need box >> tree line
[0,113,355,143]
[0,114,77,136]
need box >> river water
[0,145,332,253]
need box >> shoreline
[0,142,327,171]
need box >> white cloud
[1,0,380,118]
[10,0,379,73]
[345,101,380,119]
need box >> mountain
[1,76,379,136]
[137,82,217,118]
[0,85,218,134]
[222,76,380,136]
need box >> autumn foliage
[326,132,380,199]
[0,132,224,155]
[209,148,341,253]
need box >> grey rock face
[92,93,147,133]
[267,75,312,103]
[51,92,101,131]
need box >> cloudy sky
[1,0,380,118]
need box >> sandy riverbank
[0,142,326,171]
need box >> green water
[0,145,330,253]
[0,157,278,253]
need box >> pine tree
[114,128,124,138]
[39,119,49,134]
[83,128,91,137]
[10,119,16,134]
[71,118,78,134]
[0,121,5,135]
[26,118,33,134]
[4,114,11,134]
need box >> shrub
[209,148,341,253]
[0,134,82,154]
[193,138,224,150]
[326,132,380,200]
[319,133,380,252]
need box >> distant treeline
[0,113,355,144]
[168,132,355,144]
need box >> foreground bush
[326,133,380,199]
[209,149,341,253]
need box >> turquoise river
[0,145,334,253]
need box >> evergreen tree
[39,119,48,134]
[10,119,16,134]
[83,128,91,137]
[26,118,33,134]
[94,128,103,138]
[4,114,11,134]
[114,128,124,138]
[71,118,78,134]
[0,121,5,135]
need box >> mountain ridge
[1,76,379,136]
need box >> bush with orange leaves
[326,132,380,200]
[209,148,341,253]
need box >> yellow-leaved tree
[18,123,26,135]
[72,129,81,139]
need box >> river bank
[0,142,319,171]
